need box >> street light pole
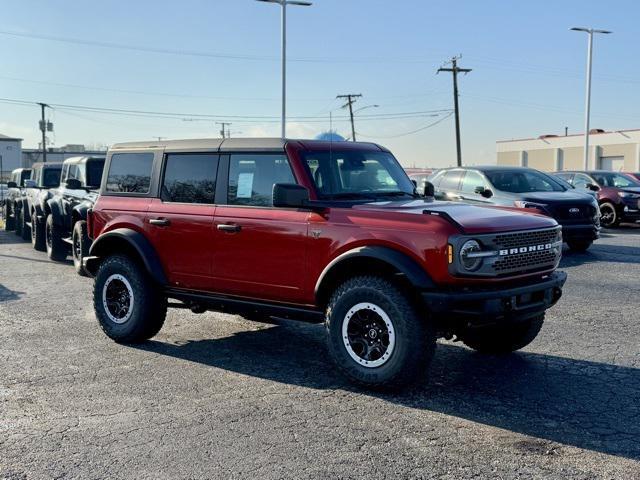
[571,27,612,170]
[256,0,312,139]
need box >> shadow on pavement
[0,253,73,266]
[561,243,640,267]
[0,283,24,302]
[135,320,640,461]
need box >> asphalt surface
[1,225,639,479]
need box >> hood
[351,199,558,234]
[518,190,596,204]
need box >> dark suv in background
[554,171,640,228]
[45,156,105,272]
[429,166,600,251]
[2,168,31,231]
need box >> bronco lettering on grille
[499,244,552,256]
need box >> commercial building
[496,129,640,172]
[0,134,23,181]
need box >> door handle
[149,218,171,227]
[217,223,241,233]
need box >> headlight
[459,240,483,271]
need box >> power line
[356,111,454,139]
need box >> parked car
[45,156,105,273]
[554,170,640,227]
[22,162,63,244]
[83,138,566,390]
[428,166,600,251]
[623,172,640,182]
[2,168,31,231]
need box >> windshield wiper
[371,191,419,199]
[323,192,376,201]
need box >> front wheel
[461,314,544,354]
[31,212,46,251]
[93,254,167,343]
[326,276,436,390]
[599,202,620,228]
[72,220,91,276]
[45,214,68,261]
[3,203,15,231]
[567,239,593,252]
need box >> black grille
[551,205,596,222]
[493,228,559,250]
[493,249,557,273]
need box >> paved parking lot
[1,226,639,479]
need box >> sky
[1,0,639,168]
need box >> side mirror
[7,181,17,189]
[587,183,600,192]
[411,179,418,189]
[474,186,494,198]
[273,183,310,208]
[422,181,435,197]
[65,178,82,190]
[24,179,37,189]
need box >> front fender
[47,199,64,226]
[87,228,167,285]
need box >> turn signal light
[447,244,453,264]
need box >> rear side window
[106,153,154,194]
[161,153,218,204]
[227,154,295,207]
[85,160,105,188]
[440,170,463,191]
[42,168,61,187]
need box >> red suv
[84,138,566,389]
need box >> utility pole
[438,57,471,167]
[217,122,232,139]
[337,94,362,141]
[38,102,49,162]
[570,27,612,170]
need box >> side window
[161,153,218,204]
[106,153,154,194]
[573,173,593,189]
[461,171,486,194]
[42,168,62,188]
[85,160,105,188]
[439,170,463,191]
[227,154,295,207]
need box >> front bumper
[561,224,600,241]
[422,271,567,323]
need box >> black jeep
[2,168,31,232]
[45,156,105,274]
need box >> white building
[0,134,23,180]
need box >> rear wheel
[567,239,593,252]
[93,254,167,343]
[31,211,46,251]
[45,214,67,261]
[461,314,544,354]
[18,208,30,241]
[72,220,91,276]
[3,203,14,231]
[326,276,436,390]
[599,202,619,228]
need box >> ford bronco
[84,138,567,389]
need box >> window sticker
[236,172,254,198]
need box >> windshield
[85,160,105,188]
[42,167,62,188]
[485,170,565,193]
[301,150,416,200]
[592,172,640,188]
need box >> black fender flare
[87,228,168,285]
[47,199,64,226]
[73,202,91,223]
[314,246,435,303]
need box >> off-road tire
[567,239,593,252]
[45,214,67,261]
[326,276,436,390]
[3,203,14,231]
[31,211,46,251]
[599,202,619,228]
[93,254,167,343]
[461,314,545,354]
[19,207,30,241]
[72,220,91,276]
[14,206,23,237]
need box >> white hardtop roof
[110,137,287,152]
